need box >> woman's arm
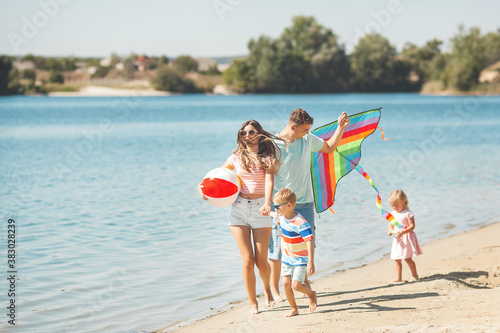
[259,163,275,216]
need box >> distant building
[12,60,35,71]
[195,57,217,72]
[134,54,153,72]
[100,56,113,67]
[479,61,500,83]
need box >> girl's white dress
[390,209,423,260]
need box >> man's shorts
[229,197,272,229]
[281,263,307,282]
[268,201,316,261]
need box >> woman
[198,120,282,314]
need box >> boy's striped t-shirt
[278,213,313,266]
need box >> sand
[159,222,500,332]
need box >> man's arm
[318,112,350,154]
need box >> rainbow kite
[310,108,406,231]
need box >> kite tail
[354,164,406,232]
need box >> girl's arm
[259,163,275,216]
[197,161,235,200]
[388,223,395,236]
[399,216,416,235]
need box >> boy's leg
[291,280,317,313]
[282,275,299,317]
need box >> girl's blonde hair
[234,120,283,173]
[388,189,409,210]
[273,188,297,205]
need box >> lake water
[1,93,499,332]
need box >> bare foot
[273,293,285,302]
[286,309,299,317]
[308,291,317,312]
[410,274,419,281]
[248,304,259,315]
[265,291,275,307]
[390,279,403,283]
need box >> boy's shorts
[229,197,272,229]
[281,263,307,282]
[268,201,316,261]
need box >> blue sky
[1,0,499,58]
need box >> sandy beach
[159,222,500,332]
[48,85,173,97]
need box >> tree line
[222,16,500,94]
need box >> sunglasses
[273,202,289,210]
[240,129,257,136]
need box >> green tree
[174,55,198,72]
[0,56,14,95]
[351,33,400,91]
[223,16,350,93]
[483,29,500,66]
[444,25,487,91]
[152,65,197,93]
[49,71,64,83]
[222,58,256,92]
[401,39,443,85]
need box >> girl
[198,120,282,315]
[388,189,423,282]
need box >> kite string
[353,164,406,232]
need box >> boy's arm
[306,240,315,276]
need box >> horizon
[1,0,499,59]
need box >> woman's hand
[197,184,208,201]
[259,203,271,216]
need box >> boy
[270,188,317,317]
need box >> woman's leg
[253,227,275,307]
[230,226,259,314]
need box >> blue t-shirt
[278,213,313,266]
[274,133,324,204]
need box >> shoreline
[158,222,500,332]
[34,85,500,97]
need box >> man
[268,108,350,301]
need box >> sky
[1,0,499,59]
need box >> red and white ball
[201,168,241,207]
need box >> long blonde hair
[234,120,282,173]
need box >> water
[1,93,499,332]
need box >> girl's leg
[230,226,259,314]
[393,259,403,282]
[282,276,298,317]
[269,259,284,302]
[405,258,419,280]
[252,227,275,307]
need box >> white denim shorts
[229,197,272,229]
[281,263,307,282]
